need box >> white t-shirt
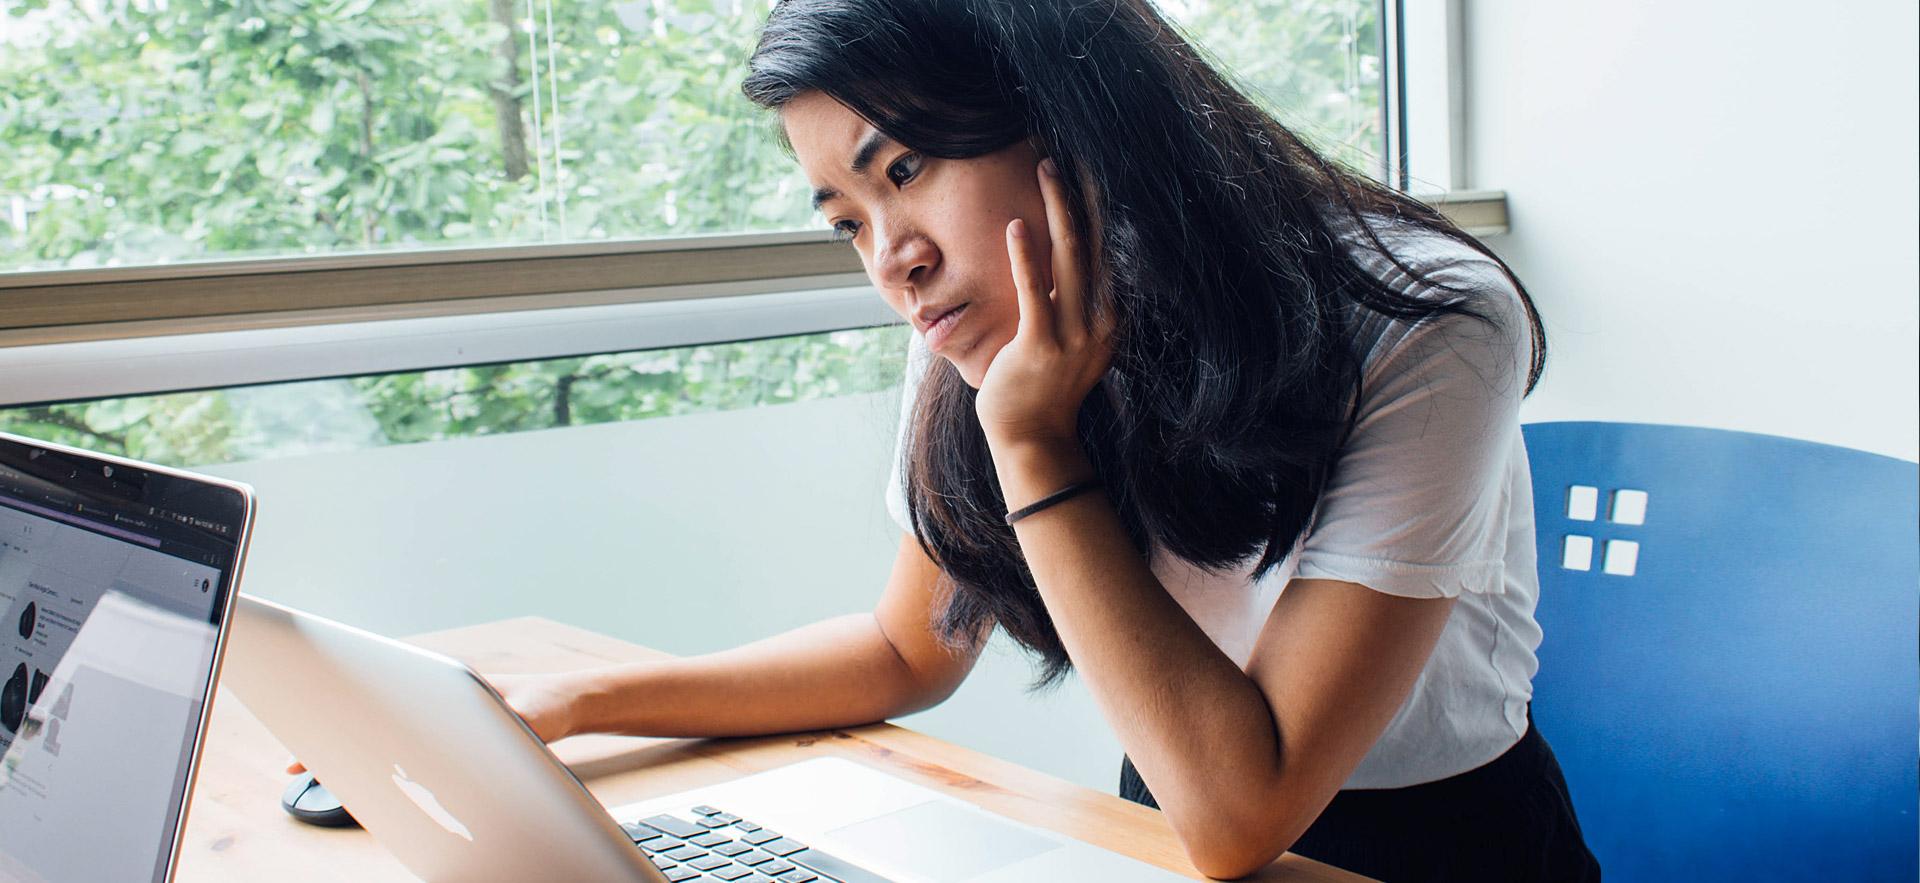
[884,222,1541,789]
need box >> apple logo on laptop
[391,764,473,841]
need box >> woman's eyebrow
[811,129,898,211]
[810,186,839,211]
[848,129,894,176]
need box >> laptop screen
[0,435,249,883]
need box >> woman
[488,1,1597,878]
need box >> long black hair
[744,0,1545,686]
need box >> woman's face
[782,91,1052,389]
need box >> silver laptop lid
[221,595,663,883]
[0,431,255,883]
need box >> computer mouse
[281,771,360,828]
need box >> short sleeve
[1292,254,1532,599]
[884,331,933,536]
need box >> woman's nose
[870,227,938,291]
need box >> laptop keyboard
[624,805,892,883]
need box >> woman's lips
[924,303,969,352]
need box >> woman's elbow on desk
[1185,835,1294,881]
[1174,806,1312,881]
[1152,773,1321,880]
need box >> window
[1,0,1386,276]
[1164,0,1384,179]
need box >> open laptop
[0,431,256,883]
[223,594,1193,882]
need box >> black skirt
[1118,711,1601,882]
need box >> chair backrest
[1523,421,1918,881]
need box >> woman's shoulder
[1329,212,1533,388]
[1334,211,1518,306]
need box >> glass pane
[0,325,908,466]
[0,0,812,273]
[0,0,1384,275]
[1165,0,1385,178]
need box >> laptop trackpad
[826,800,1061,882]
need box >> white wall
[1466,1,1920,461]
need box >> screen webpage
[0,497,224,883]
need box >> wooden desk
[177,617,1370,882]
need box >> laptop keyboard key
[733,822,763,833]
[713,842,753,857]
[790,848,893,883]
[759,860,794,874]
[641,837,683,854]
[663,845,708,862]
[641,814,707,839]
[690,832,731,848]
[688,855,732,872]
[734,849,774,866]
[740,829,781,845]
[662,869,702,883]
[759,839,807,857]
[775,870,817,883]
[712,812,742,823]
[699,817,735,829]
[709,867,756,881]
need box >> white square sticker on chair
[1609,489,1649,525]
[1603,540,1640,576]
[1566,486,1599,521]
[1562,535,1594,571]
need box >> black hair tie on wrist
[1004,479,1104,526]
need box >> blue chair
[1523,421,1918,881]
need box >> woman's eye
[831,219,862,241]
[886,153,923,186]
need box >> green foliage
[0,0,809,268]
[1170,0,1383,174]
[0,0,1378,268]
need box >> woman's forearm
[991,439,1299,875]
[991,437,1455,879]
[561,612,950,739]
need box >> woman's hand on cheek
[975,158,1115,454]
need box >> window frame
[1400,0,1471,193]
[0,283,896,408]
[1,0,1505,391]
[0,191,1506,350]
